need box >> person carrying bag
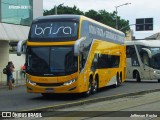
[6,61,15,90]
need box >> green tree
[44,5,84,16]
[44,6,130,34]
[85,10,130,33]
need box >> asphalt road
[0,80,160,111]
[41,90,160,120]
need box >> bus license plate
[45,88,54,93]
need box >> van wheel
[158,79,160,83]
[135,71,141,82]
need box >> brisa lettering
[35,24,72,36]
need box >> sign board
[136,18,153,31]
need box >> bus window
[152,55,160,69]
[126,45,139,66]
[91,54,99,71]
[97,54,120,68]
[30,21,79,42]
[80,52,87,71]
[140,50,150,66]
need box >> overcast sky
[43,0,160,39]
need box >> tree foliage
[44,5,130,34]
[44,5,83,16]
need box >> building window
[1,0,33,26]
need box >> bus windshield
[29,21,79,42]
[150,47,160,69]
[26,46,78,76]
[138,45,160,70]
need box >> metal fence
[0,70,26,86]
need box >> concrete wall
[0,23,30,41]
[33,0,43,19]
[0,41,25,71]
[125,30,133,41]
[0,41,9,71]
[9,54,25,71]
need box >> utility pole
[55,3,64,15]
[115,3,131,29]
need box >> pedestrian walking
[6,61,15,90]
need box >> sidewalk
[0,79,26,89]
[0,70,26,89]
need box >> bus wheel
[92,77,98,94]
[135,71,141,82]
[116,73,121,87]
[84,79,92,97]
[158,79,160,83]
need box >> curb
[22,88,160,112]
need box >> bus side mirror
[74,37,86,56]
[17,40,27,56]
[142,48,151,58]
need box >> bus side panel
[86,40,126,88]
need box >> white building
[0,0,43,71]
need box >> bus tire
[116,73,121,87]
[92,76,98,94]
[135,71,141,82]
[84,78,92,97]
[120,72,122,85]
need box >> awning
[0,23,30,41]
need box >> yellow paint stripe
[27,41,75,46]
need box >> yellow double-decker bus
[17,15,126,97]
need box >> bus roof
[125,40,160,47]
[33,14,124,35]
[33,14,80,22]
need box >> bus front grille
[36,83,63,87]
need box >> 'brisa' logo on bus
[34,24,72,35]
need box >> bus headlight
[63,78,77,86]
[27,79,37,86]
[154,71,160,74]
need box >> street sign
[136,18,153,31]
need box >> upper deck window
[29,21,79,42]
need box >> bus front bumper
[26,80,82,94]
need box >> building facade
[0,0,43,70]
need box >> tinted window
[92,54,120,69]
[26,46,78,76]
[29,21,78,41]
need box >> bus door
[126,45,140,79]
[139,48,151,79]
